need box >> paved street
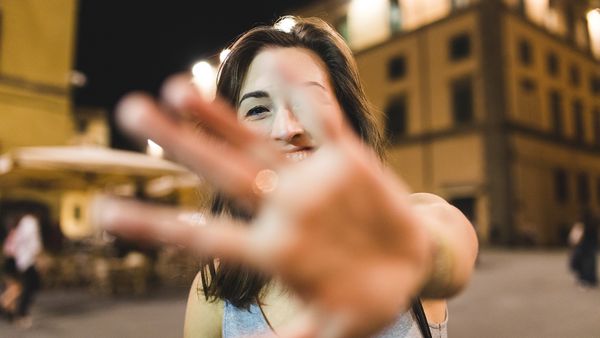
[1,249,599,337]
[449,249,599,338]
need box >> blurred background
[0,0,599,337]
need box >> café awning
[0,146,200,191]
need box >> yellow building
[0,0,79,234]
[0,0,198,242]
[0,0,78,151]
[295,0,600,245]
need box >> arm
[408,193,479,299]
[183,272,223,338]
[104,77,480,337]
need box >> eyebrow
[239,90,269,105]
[303,81,326,90]
[238,81,327,105]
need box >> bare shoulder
[421,298,448,325]
[408,192,448,206]
[408,192,465,221]
[183,271,223,338]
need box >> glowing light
[69,70,87,87]
[191,60,214,79]
[0,156,13,175]
[401,0,452,31]
[544,7,567,37]
[587,9,600,59]
[146,139,164,158]
[219,49,231,63]
[191,60,217,99]
[524,0,549,26]
[274,17,297,33]
[348,0,391,49]
[350,0,372,13]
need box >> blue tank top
[222,301,448,338]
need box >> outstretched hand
[93,75,435,337]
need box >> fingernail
[115,93,152,137]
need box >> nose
[270,106,305,142]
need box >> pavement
[448,249,599,338]
[1,249,598,338]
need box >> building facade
[0,0,80,233]
[0,0,79,151]
[294,0,600,245]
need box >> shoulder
[408,192,448,206]
[184,271,223,338]
[420,298,447,325]
[408,192,467,222]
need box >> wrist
[419,227,455,298]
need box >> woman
[98,16,478,337]
[569,208,598,288]
[1,212,42,328]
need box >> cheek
[240,118,273,136]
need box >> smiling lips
[284,148,313,162]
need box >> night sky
[75,0,317,148]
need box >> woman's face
[237,47,344,161]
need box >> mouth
[284,147,314,162]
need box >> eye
[245,106,270,119]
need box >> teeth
[285,150,311,162]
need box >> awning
[0,146,200,191]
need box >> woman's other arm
[183,272,223,338]
[409,192,479,299]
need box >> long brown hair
[200,16,385,308]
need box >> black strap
[412,298,432,338]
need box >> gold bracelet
[420,230,455,299]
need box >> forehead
[241,47,331,93]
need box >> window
[572,99,584,143]
[517,78,540,123]
[546,52,559,77]
[452,0,472,10]
[449,196,476,222]
[591,76,600,96]
[451,77,474,124]
[388,55,406,80]
[594,108,600,146]
[74,205,82,220]
[449,33,471,61]
[577,172,590,204]
[554,169,568,204]
[389,0,401,33]
[569,64,580,87]
[385,95,408,142]
[520,78,536,91]
[549,90,563,136]
[518,38,533,66]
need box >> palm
[255,145,430,336]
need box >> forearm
[409,193,479,299]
